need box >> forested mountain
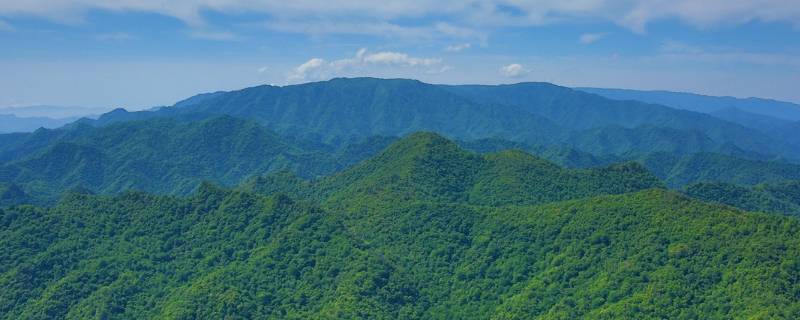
[685,180,800,216]
[638,152,800,188]
[0,116,349,203]
[2,138,799,318]
[73,78,800,161]
[85,78,563,146]
[577,87,800,121]
[444,82,799,160]
[312,132,662,207]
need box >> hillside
[444,82,798,160]
[639,152,800,188]
[88,78,563,146]
[313,132,663,207]
[75,78,800,161]
[685,181,800,215]
[1,174,798,318]
[577,87,800,121]
[0,116,346,203]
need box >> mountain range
[1,132,799,319]
[1,77,799,208]
[2,78,800,318]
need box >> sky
[1,0,799,110]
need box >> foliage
[685,180,800,215]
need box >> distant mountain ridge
[0,105,110,119]
[577,87,800,121]
[0,114,77,133]
[77,78,800,161]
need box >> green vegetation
[685,180,800,215]
[1,133,798,318]
[1,78,799,318]
[639,152,800,188]
[0,116,352,203]
[88,78,800,160]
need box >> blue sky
[1,1,799,109]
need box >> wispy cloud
[260,19,485,43]
[655,40,800,69]
[4,1,798,34]
[500,63,530,78]
[287,48,447,82]
[188,30,241,41]
[445,43,471,52]
[579,33,608,44]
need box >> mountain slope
[90,78,564,146]
[578,87,800,121]
[639,152,800,187]
[1,181,798,318]
[314,132,663,207]
[685,181,800,215]
[0,116,344,202]
[76,78,798,161]
[444,82,798,160]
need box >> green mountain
[313,132,662,207]
[0,116,348,203]
[89,78,563,146]
[639,152,800,188]
[685,181,800,215]
[79,78,799,161]
[444,82,798,160]
[1,135,798,318]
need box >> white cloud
[288,58,327,81]
[362,51,441,67]
[579,32,608,44]
[500,63,530,78]
[445,43,471,52]
[3,1,799,34]
[257,66,269,74]
[188,30,240,41]
[286,48,446,82]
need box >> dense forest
[1,78,799,318]
[2,133,799,319]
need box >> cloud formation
[500,63,530,78]
[579,33,608,44]
[445,43,471,52]
[188,30,241,41]
[2,1,799,34]
[287,49,446,82]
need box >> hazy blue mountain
[0,114,77,133]
[443,82,799,159]
[80,78,800,161]
[709,107,791,130]
[577,87,800,121]
[0,105,110,119]
[87,78,564,146]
